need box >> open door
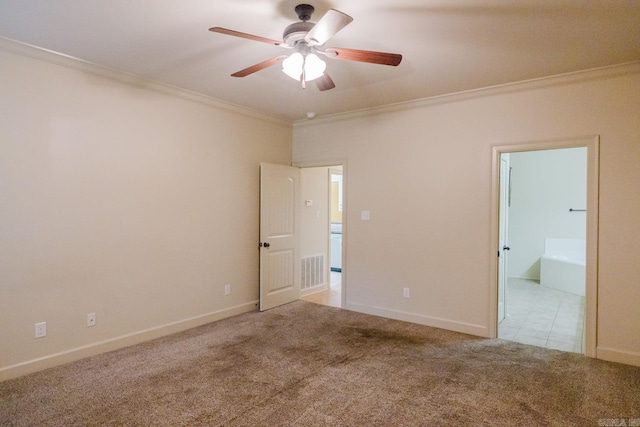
[259,163,300,311]
[498,154,510,323]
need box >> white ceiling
[1,0,639,122]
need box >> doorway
[490,137,599,358]
[298,163,346,308]
[328,168,343,306]
[498,148,587,353]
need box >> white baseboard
[0,301,258,382]
[596,347,640,367]
[345,302,489,338]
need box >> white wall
[0,47,292,379]
[507,148,587,280]
[293,65,640,367]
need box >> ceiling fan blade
[209,27,281,46]
[316,73,336,91]
[231,55,287,77]
[305,9,353,46]
[326,47,402,66]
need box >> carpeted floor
[1,301,639,426]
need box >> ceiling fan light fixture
[282,52,326,82]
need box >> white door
[259,163,300,311]
[498,154,510,323]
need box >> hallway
[300,272,341,308]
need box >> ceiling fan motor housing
[283,21,314,46]
[283,4,316,46]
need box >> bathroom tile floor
[498,277,584,353]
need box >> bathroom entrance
[492,137,599,357]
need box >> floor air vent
[301,255,325,289]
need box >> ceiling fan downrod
[295,4,314,22]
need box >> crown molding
[294,61,640,128]
[3,36,636,130]
[0,36,292,128]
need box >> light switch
[361,210,370,221]
[305,200,313,207]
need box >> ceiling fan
[209,4,402,91]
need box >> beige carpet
[1,301,639,426]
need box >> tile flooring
[498,278,584,353]
[300,271,342,308]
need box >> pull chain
[301,55,307,89]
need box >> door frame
[294,159,348,308]
[489,136,599,358]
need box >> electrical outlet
[403,288,410,299]
[224,284,231,295]
[35,322,47,338]
[87,312,96,327]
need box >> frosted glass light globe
[282,52,326,82]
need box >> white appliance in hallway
[330,222,342,272]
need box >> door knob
[259,242,270,248]
[503,246,510,251]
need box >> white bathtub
[540,238,585,297]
